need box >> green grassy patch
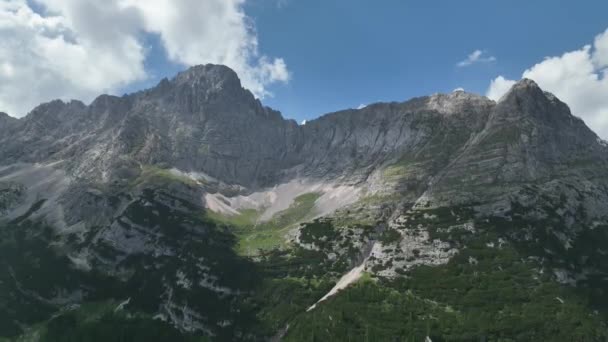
[206,208,260,228]
[267,192,321,229]
[357,193,401,206]
[131,165,199,188]
[206,192,322,256]
[382,162,417,181]
[358,271,375,284]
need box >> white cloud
[457,49,496,67]
[0,0,146,116]
[300,119,307,125]
[0,0,289,117]
[356,104,367,110]
[593,28,608,68]
[453,87,465,92]
[486,76,516,101]
[122,0,289,98]
[486,28,608,139]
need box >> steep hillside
[1,65,607,341]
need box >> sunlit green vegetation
[4,179,608,342]
[285,243,608,341]
[382,161,416,181]
[205,208,260,228]
[130,165,199,188]
[207,192,322,255]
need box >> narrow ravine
[309,242,379,313]
[271,254,372,340]
[306,217,392,312]
[276,218,390,339]
[306,256,370,312]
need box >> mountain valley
[1,64,608,341]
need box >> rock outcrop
[2,65,608,340]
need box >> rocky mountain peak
[492,79,601,146]
[173,64,243,93]
[2,64,608,341]
[512,77,540,90]
[497,78,543,105]
[426,90,495,115]
[0,65,604,190]
[493,78,576,125]
[144,63,268,120]
[425,77,608,205]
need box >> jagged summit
[175,64,240,82]
[494,78,583,127]
[172,64,243,92]
[2,64,608,341]
[426,90,495,115]
[503,78,542,98]
[0,64,603,190]
[513,77,540,89]
[498,77,557,104]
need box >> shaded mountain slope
[1,65,608,341]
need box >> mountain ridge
[2,64,608,341]
[5,66,604,190]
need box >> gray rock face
[1,68,606,206]
[426,79,608,205]
[0,181,25,215]
[0,70,604,206]
[0,111,17,136]
[1,68,606,204]
[0,68,488,186]
[2,66,608,338]
[293,92,494,183]
[0,65,298,187]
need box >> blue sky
[129,0,608,123]
[1,0,607,137]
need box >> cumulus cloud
[0,0,146,116]
[122,0,289,97]
[453,87,465,92]
[457,49,496,67]
[0,0,289,117]
[486,76,516,101]
[486,28,608,139]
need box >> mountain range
[1,64,608,341]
